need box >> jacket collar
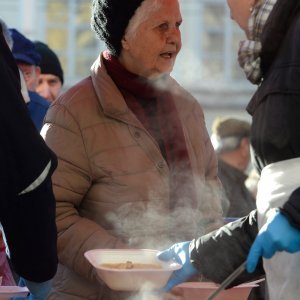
[90,52,176,131]
[90,53,143,128]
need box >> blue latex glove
[19,277,52,300]
[247,211,300,273]
[157,241,198,292]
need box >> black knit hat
[34,41,64,84]
[91,0,145,57]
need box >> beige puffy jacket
[43,54,223,300]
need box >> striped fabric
[238,0,277,84]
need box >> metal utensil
[206,261,247,300]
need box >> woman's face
[227,0,256,33]
[119,0,182,79]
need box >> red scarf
[103,51,196,208]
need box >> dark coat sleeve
[0,162,58,282]
[246,5,300,232]
[0,26,58,282]
[190,210,265,287]
[0,25,53,192]
[281,187,300,230]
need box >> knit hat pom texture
[91,0,145,56]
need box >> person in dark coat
[158,1,300,299]
[0,23,57,299]
[211,117,256,218]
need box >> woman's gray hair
[0,18,13,50]
[125,0,161,39]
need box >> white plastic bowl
[177,281,260,300]
[84,249,182,291]
[0,286,29,300]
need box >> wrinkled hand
[157,241,198,292]
[247,211,300,273]
[20,277,52,300]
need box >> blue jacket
[27,91,49,131]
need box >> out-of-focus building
[0,0,254,130]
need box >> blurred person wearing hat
[211,117,256,218]
[10,29,50,131]
[34,41,64,102]
[41,0,226,299]
[0,21,58,300]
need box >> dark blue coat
[27,91,49,131]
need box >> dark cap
[212,117,251,138]
[211,117,251,153]
[10,28,41,66]
[34,41,64,84]
[91,0,145,57]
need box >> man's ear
[240,137,250,157]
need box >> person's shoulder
[55,76,93,107]
[28,91,50,109]
[168,77,200,105]
[46,76,100,128]
[219,159,244,176]
[168,77,204,118]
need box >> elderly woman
[42,0,224,299]
[159,0,300,299]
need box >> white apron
[256,157,300,300]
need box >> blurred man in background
[211,116,256,218]
[34,41,64,102]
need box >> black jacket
[191,210,264,286]
[247,0,300,229]
[190,0,300,286]
[218,160,256,218]
[0,25,58,282]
